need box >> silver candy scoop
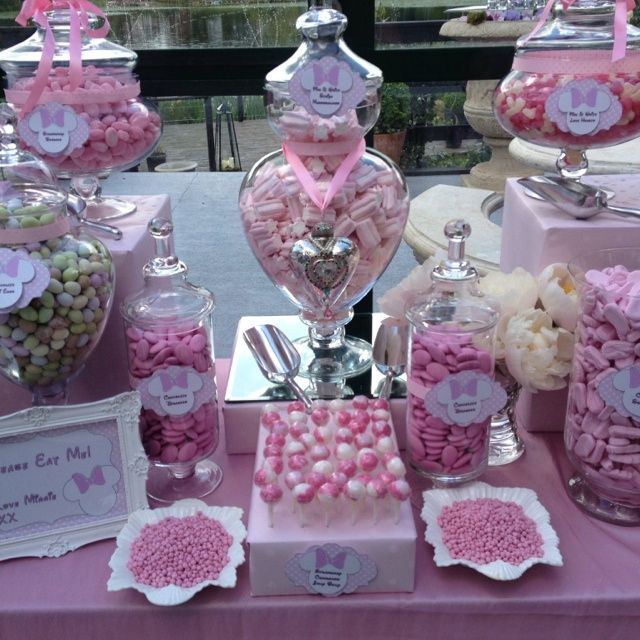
[67,193,123,240]
[372,318,409,401]
[518,175,640,221]
[243,324,313,412]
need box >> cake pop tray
[223,314,407,454]
[247,417,416,597]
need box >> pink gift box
[501,174,640,431]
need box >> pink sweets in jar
[122,218,221,503]
[239,5,409,380]
[564,248,640,525]
[405,221,505,486]
[493,0,640,178]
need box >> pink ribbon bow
[524,0,634,63]
[15,1,111,115]
[313,63,340,87]
[450,378,477,400]
[40,108,65,127]
[71,465,105,494]
[315,548,347,570]
[158,369,189,392]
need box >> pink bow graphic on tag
[313,63,339,87]
[315,548,347,570]
[571,87,598,109]
[3,255,22,278]
[158,369,189,392]
[41,109,65,128]
[71,466,105,494]
[629,367,640,388]
[450,378,477,399]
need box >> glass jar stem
[32,381,68,406]
[556,148,588,180]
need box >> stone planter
[374,130,407,166]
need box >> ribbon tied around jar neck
[525,0,635,62]
[15,0,111,115]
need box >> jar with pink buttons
[405,220,506,486]
[239,6,409,383]
[121,218,221,503]
[565,247,640,525]
[494,0,640,181]
[0,5,162,220]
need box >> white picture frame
[0,392,149,561]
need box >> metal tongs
[518,175,640,221]
[243,324,313,412]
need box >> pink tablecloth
[1,360,640,640]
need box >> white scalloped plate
[421,482,562,580]
[107,499,247,605]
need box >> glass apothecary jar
[121,218,221,503]
[494,0,640,179]
[0,6,162,218]
[239,6,409,382]
[0,109,114,405]
[405,221,505,486]
[565,247,640,525]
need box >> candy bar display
[494,0,640,181]
[121,218,221,503]
[248,397,416,596]
[0,2,162,219]
[0,109,114,405]
[239,6,409,381]
[405,221,506,486]
[565,248,640,525]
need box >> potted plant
[374,82,411,166]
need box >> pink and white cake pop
[375,436,396,455]
[288,454,309,472]
[264,455,284,475]
[287,400,307,414]
[292,482,315,527]
[388,479,411,524]
[338,458,358,479]
[345,479,367,525]
[254,467,277,487]
[335,427,354,444]
[309,443,331,462]
[335,442,357,461]
[313,425,333,444]
[289,421,309,440]
[385,455,406,478]
[357,448,379,473]
[312,460,334,477]
[285,441,307,457]
[372,420,392,438]
[355,432,375,450]
[260,483,283,528]
[285,470,304,490]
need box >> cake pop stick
[366,478,388,524]
[388,479,411,524]
[292,482,315,527]
[317,482,341,527]
[260,483,283,528]
[345,479,366,525]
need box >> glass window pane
[106,1,307,49]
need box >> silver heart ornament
[290,223,359,310]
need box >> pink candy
[11,66,161,174]
[438,499,543,565]
[407,333,492,480]
[127,325,217,465]
[127,512,232,588]
[496,71,640,149]
[566,265,640,502]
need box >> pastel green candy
[19,216,40,228]
[39,212,56,225]
[94,308,104,323]
[78,258,92,275]
[49,339,66,350]
[78,244,92,258]
[62,267,79,282]
[31,344,50,357]
[70,323,86,335]
[71,295,88,310]
[38,308,54,324]
[85,322,97,334]
[14,204,48,215]
[40,291,55,308]
[52,254,68,270]
[25,364,42,375]
[0,325,11,338]
[47,278,64,294]
[56,307,69,317]
[40,246,51,258]
[44,362,60,371]
[84,286,96,299]
[19,307,38,322]
[23,335,40,351]
[68,309,84,324]
[52,328,69,340]
[29,251,42,260]
[63,281,81,296]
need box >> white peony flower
[537,263,578,332]
[377,256,439,320]
[477,267,538,318]
[503,308,574,392]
